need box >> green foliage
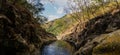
[42,14,77,36]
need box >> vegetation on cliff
[42,0,120,55]
[0,0,56,55]
[1,0,120,55]
[42,1,120,36]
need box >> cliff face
[63,8,120,55]
[0,2,56,55]
[75,29,120,55]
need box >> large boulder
[74,29,120,55]
[93,29,120,55]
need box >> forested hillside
[42,1,120,37]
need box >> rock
[74,34,107,55]
[74,29,120,55]
[93,29,120,55]
[0,1,56,55]
[62,8,120,55]
[64,8,120,48]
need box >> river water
[42,40,74,55]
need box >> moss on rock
[93,30,120,55]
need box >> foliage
[7,0,47,23]
[42,1,120,36]
[42,14,77,36]
[0,1,56,54]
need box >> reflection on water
[42,41,73,55]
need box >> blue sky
[40,0,92,21]
[27,0,93,21]
[40,0,68,21]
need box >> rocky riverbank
[63,8,120,55]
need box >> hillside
[42,14,78,36]
[42,1,120,55]
[42,1,120,39]
[71,9,120,55]
[62,1,120,55]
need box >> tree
[66,0,120,34]
[8,0,47,23]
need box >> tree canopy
[7,0,47,23]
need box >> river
[42,40,74,55]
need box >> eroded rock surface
[63,8,120,55]
[0,1,56,55]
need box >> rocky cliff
[63,8,120,55]
[0,2,56,55]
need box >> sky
[40,0,68,21]
[27,0,93,21]
[40,0,93,21]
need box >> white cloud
[53,0,68,6]
[57,7,64,14]
[40,0,68,6]
[41,0,69,14]
[41,0,51,5]
[48,15,59,21]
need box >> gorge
[1,0,120,55]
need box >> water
[42,41,74,55]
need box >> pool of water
[42,40,74,55]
